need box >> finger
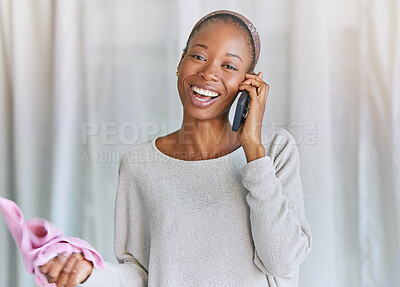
[46,253,69,283]
[260,83,270,101]
[245,74,269,99]
[242,78,264,88]
[245,76,266,93]
[56,253,79,286]
[243,77,268,95]
[240,80,266,100]
[66,259,93,287]
[246,72,264,83]
[241,79,265,97]
[73,252,85,260]
[39,260,54,274]
[239,84,258,102]
[257,72,264,81]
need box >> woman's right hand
[39,252,93,287]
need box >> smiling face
[177,20,253,121]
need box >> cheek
[177,62,192,87]
[225,75,245,96]
[179,57,192,74]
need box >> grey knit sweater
[79,127,312,287]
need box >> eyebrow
[191,43,243,62]
[226,52,242,62]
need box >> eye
[223,64,237,71]
[190,54,206,61]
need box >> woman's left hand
[237,72,269,148]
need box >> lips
[188,85,221,108]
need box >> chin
[184,106,216,121]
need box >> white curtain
[0,0,399,286]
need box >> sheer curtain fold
[287,1,336,287]
[0,0,398,286]
[0,1,15,286]
[358,0,400,286]
[50,0,86,236]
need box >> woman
[40,10,312,287]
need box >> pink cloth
[0,197,104,286]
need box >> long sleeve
[240,129,312,277]
[78,261,147,287]
[79,153,148,287]
[82,129,311,286]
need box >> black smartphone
[232,90,250,132]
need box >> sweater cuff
[77,268,100,286]
[78,265,118,286]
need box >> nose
[197,62,220,82]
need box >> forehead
[189,20,252,56]
[192,19,248,42]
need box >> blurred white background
[0,0,399,286]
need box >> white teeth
[191,86,219,98]
[194,95,210,102]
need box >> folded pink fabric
[0,197,104,286]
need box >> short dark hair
[182,14,256,72]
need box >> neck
[177,113,241,156]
